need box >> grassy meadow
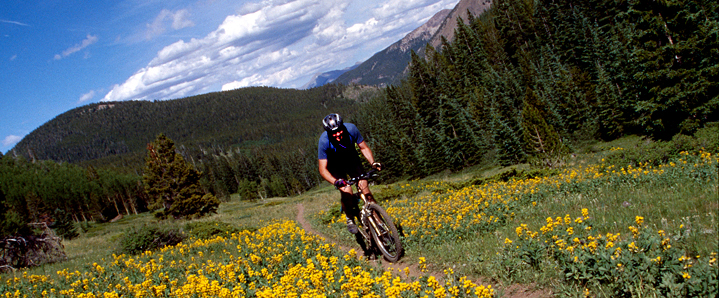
[1,133,717,297]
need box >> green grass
[6,131,718,297]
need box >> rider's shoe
[347,218,359,234]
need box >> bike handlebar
[346,169,379,185]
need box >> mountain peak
[311,0,493,88]
[389,9,451,52]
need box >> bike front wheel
[366,203,403,262]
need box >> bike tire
[366,203,403,262]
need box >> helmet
[322,113,343,132]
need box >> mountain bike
[346,169,403,262]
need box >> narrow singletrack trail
[295,202,420,277]
[295,202,552,297]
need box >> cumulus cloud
[146,9,195,40]
[103,0,458,102]
[54,34,98,60]
[2,135,22,147]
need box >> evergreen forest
[354,0,718,178]
[2,0,717,240]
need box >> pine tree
[490,98,526,166]
[594,62,626,140]
[626,0,719,138]
[409,50,440,127]
[143,134,219,219]
[521,89,566,167]
[51,208,78,240]
[237,178,259,201]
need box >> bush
[602,124,719,167]
[238,179,260,201]
[117,225,185,255]
[167,193,220,220]
[50,209,78,240]
[184,221,241,239]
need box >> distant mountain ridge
[318,0,492,88]
[428,0,493,49]
[331,9,451,87]
[10,85,356,165]
[301,63,360,89]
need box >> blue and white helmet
[322,113,343,132]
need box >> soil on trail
[295,202,553,297]
[295,202,421,277]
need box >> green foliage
[501,213,718,297]
[0,155,142,237]
[602,124,719,167]
[318,203,342,225]
[266,174,288,198]
[355,0,718,179]
[183,221,241,240]
[116,224,185,255]
[51,209,78,240]
[143,134,219,220]
[12,85,349,165]
[164,193,220,220]
[237,178,260,201]
[0,210,30,237]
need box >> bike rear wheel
[365,203,402,262]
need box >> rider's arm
[357,141,375,165]
[318,159,337,184]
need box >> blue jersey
[317,123,364,160]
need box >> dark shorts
[328,160,365,180]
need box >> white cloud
[146,9,195,40]
[104,0,458,102]
[2,135,22,147]
[78,90,96,103]
[54,34,98,60]
[0,19,29,26]
[9,55,17,61]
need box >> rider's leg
[339,186,359,234]
[358,180,377,204]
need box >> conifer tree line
[354,0,718,176]
[193,139,324,201]
[0,156,145,239]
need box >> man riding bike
[317,113,381,235]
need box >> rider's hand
[372,162,382,171]
[333,179,347,188]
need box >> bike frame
[346,169,403,262]
[346,169,378,239]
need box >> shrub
[602,124,719,167]
[117,225,185,255]
[50,209,78,240]
[184,221,240,240]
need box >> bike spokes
[366,205,402,262]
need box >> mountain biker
[318,113,381,235]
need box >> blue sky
[0,0,459,154]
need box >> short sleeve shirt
[317,123,364,160]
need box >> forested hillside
[12,85,355,165]
[354,0,718,178]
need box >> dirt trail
[295,202,420,276]
[295,202,552,297]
